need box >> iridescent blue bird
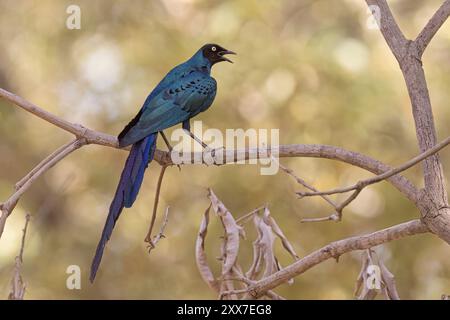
[90,44,235,282]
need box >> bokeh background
[0,0,449,299]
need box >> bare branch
[298,135,450,199]
[276,137,450,222]
[147,206,170,252]
[0,138,86,236]
[8,213,31,300]
[14,142,76,191]
[0,87,419,199]
[0,87,425,249]
[145,165,168,244]
[301,188,363,223]
[273,157,342,222]
[415,0,450,57]
[366,0,407,62]
[366,0,450,243]
[0,88,117,147]
[300,216,339,223]
[246,219,427,298]
[236,206,265,225]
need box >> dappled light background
[0,0,449,299]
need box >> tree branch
[145,165,168,244]
[0,138,86,236]
[236,206,265,225]
[14,142,76,191]
[298,135,450,198]
[0,87,422,240]
[366,0,407,62]
[415,0,450,57]
[8,213,30,300]
[273,157,342,222]
[366,0,450,243]
[246,219,428,298]
[0,88,115,147]
[167,145,420,205]
[147,206,170,252]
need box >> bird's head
[200,43,236,65]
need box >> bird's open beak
[219,50,236,63]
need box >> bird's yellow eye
[211,46,217,52]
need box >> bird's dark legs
[160,131,173,151]
[182,119,208,149]
[181,120,223,165]
[160,131,181,170]
[183,129,208,149]
[184,129,223,165]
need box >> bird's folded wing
[119,71,217,146]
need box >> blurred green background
[0,0,449,299]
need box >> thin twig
[367,0,450,243]
[145,165,168,244]
[8,213,31,300]
[264,290,286,300]
[272,156,342,222]
[147,206,170,252]
[300,216,339,223]
[365,0,407,61]
[415,0,450,57]
[275,157,339,209]
[15,142,74,190]
[297,135,450,198]
[0,88,117,147]
[0,139,86,236]
[18,214,30,262]
[236,206,265,225]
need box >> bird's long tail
[90,133,158,282]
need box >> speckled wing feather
[118,71,217,147]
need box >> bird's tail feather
[90,133,158,282]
